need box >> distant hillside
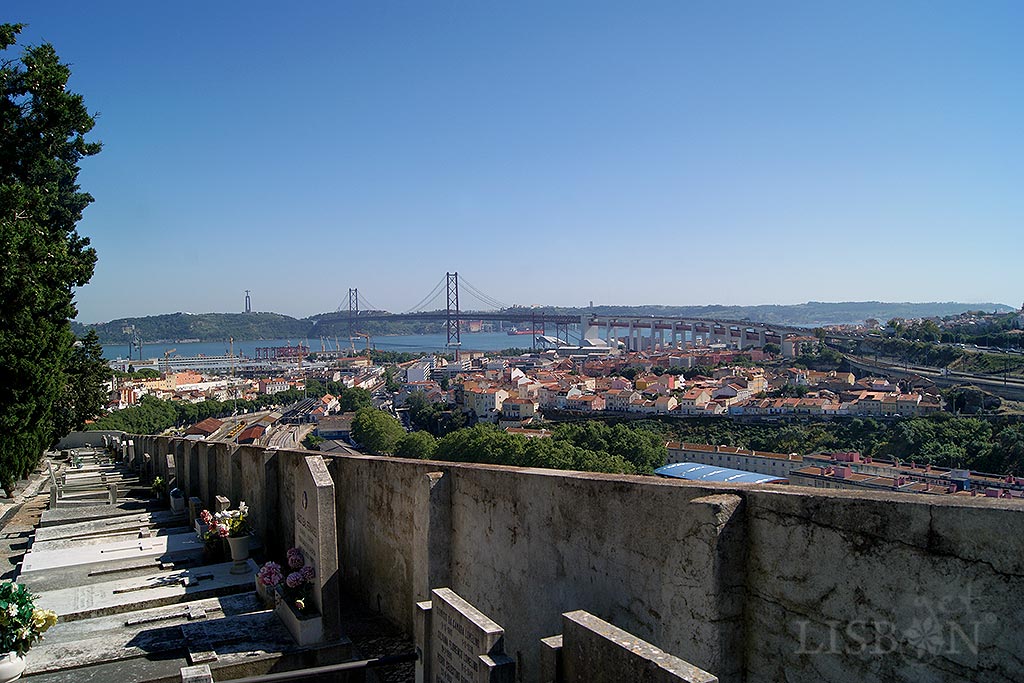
[72,312,311,344]
[74,301,1014,342]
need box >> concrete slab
[25,593,267,675]
[33,510,188,543]
[22,530,204,574]
[39,500,164,527]
[22,632,353,683]
[31,525,191,551]
[34,559,259,622]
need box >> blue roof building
[655,461,786,485]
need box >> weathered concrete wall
[743,489,1024,683]
[55,431,124,449]
[444,467,746,682]
[146,436,1023,683]
[328,455,438,630]
[558,610,718,683]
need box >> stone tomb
[415,587,515,683]
[24,594,262,675]
[33,559,258,622]
[540,611,718,683]
[280,454,340,643]
[19,530,209,592]
[33,509,189,543]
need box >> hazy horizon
[74,299,1017,326]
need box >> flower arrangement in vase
[257,548,321,645]
[255,561,283,608]
[198,503,252,564]
[256,548,316,615]
[0,582,58,681]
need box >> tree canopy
[351,407,406,455]
[0,24,101,489]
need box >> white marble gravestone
[290,454,340,641]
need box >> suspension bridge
[307,272,808,355]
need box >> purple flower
[286,547,304,569]
[285,571,304,589]
[300,565,315,582]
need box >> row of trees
[350,408,667,475]
[349,399,1024,477]
[0,25,107,491]
[89,385,372,434]
[663,415,1024,474]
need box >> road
[844,354,1024,401]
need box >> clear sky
[8,2,1023,322]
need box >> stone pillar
[413,472,452,604]
[197,442,216,506]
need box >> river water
[101,331,548,361]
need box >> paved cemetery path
[0,476,50,581]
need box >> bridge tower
[244,290,251,314]
[446,272,461,361]
[348,288,359,339]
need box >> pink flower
[257,561,283,587]
[199,510,213,526]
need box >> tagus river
[101,332,545,361]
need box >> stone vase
[254,574,278,609]
[227,535,250,574]
[0,651,27,682]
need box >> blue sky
[8,2,1022,322]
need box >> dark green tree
[351,407,406,455]
[0,24,101,491]
[52,330,110,436]
[394,431,437,460]
[338,388,372,412]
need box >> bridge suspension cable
[357,292,383,312]
[458,276,507,310]
[404,276,447,313]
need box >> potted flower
[150,476,167,500]
[273,547,321,645]
[199,503,251,568]
[197,510,226,563]
[0,582,57,681]
[254,561,282,609]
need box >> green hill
[72,312,311,344]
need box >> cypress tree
[0,24,101,491]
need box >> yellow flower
[31,608,57,632]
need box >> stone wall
[140,435,1023,683]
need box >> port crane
[349,332,372,356]
[160,348,176,374]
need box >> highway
[844,354,1024,401]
